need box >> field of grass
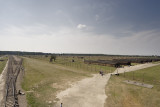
[22,55,160,106]
[22,57,96,107]
[25,55,116,74]
[0,56,8,74]
[105,65,160,107]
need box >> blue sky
[0,0,160,55]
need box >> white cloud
[77,24,87,29]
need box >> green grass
[105,65,160,107]
[152,61,160,64]
[25,55,116,74]
[0,56,8,74]
[124,65,160,90]
[131,63,139,66]
[22,57,92,107]
[26,93,45,107]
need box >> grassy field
[0,56,8,74]
[25,55,116,74]
[22,55,160,106]
[22,57,99,107]
[105,65,160,107]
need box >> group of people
[99,71,104,76]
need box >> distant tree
[50,55,56,62]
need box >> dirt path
[113,63,160,74]
[55,63,160,107]
[0,60,8,106]
[55,74,110,107]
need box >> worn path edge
[0,60,9,106]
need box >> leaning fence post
[132,72,134,80]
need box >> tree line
[0,51,159,58]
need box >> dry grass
[0,56,8,74]
[105,65,160,107]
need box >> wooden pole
[133,72,134,80]
[143,73,145,82]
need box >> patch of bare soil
[55,74,110,107]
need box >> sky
[0,0,160,55]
